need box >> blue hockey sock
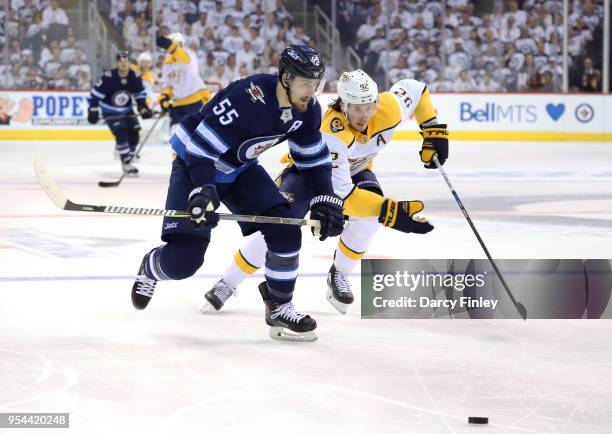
[264,250,299,304]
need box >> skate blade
[269,326,318,342]
[200,300,219,314]
[326,288,349,315]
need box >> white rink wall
[318,92,612,141]
[1,90,611,142]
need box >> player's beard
[289,92,311,113]
[294,98,310,112]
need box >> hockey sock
[116,141,130,161]
[158,235,208,280]
[222,232,267,288]
[333,217,379,275]
[265,250,299,304]
[143,246,170,280]
[222,255,254,288]
[334,240,364,275]
[258,204,302,304]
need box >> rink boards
[1,90,611,141]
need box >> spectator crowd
[102,0,320,90]
[0,0,607,93]
[0,0,92,90]
[337,0,605,92]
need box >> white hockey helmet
[336,69,378,110]
[167,32,184,45]
[137,51,152,64]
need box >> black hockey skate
[326,264,354,314]
[258,282,317,342]
[201,279,237,313]
[131,250,158,310]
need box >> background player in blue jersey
[87,51,153,176]
[130,45,345,341]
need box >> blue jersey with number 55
[170,73,333,193]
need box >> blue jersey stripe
[288,138,324,150]
[290,146,330,163]
[186,141,218,160]
[293,153,332,169]
[99,101,132,113]
[191,133,223,158]
[196,121,230,154]
[289,140,327,158]
[91,89,105,99]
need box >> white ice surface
[1,139,612,434]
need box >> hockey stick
[33,159,321,229]
[98,112,165,188]
[102,110,162,122]
[102,113,139,122]
[433,155,527,320]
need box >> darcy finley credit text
[370,270,499,310]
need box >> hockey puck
[468,417,488,424]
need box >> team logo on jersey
[237,135,284,161]
[330,117,344,133]
[247,82,265,104]
[310,55,320,66]
[168,69,185,85]
[112,90,131,106]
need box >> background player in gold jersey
[131,52,156,109]
[156,32,212,134]
[202,69,449,314]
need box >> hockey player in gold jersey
[202,69,449,314]
[131,52,156,108]
[156,32,212,134]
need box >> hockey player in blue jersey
[87,51,153,176]
[130,45,345,341]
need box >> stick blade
[33,158,68,210]
[98,181,120,188]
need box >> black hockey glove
[419,124,448,168]
[156,33,173,51]
[378,199,434,234]
[309,194,345,241]
[188,185,221,228]
[159,94,172,113]
[137,102,153,119]
[87,107,99,124]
